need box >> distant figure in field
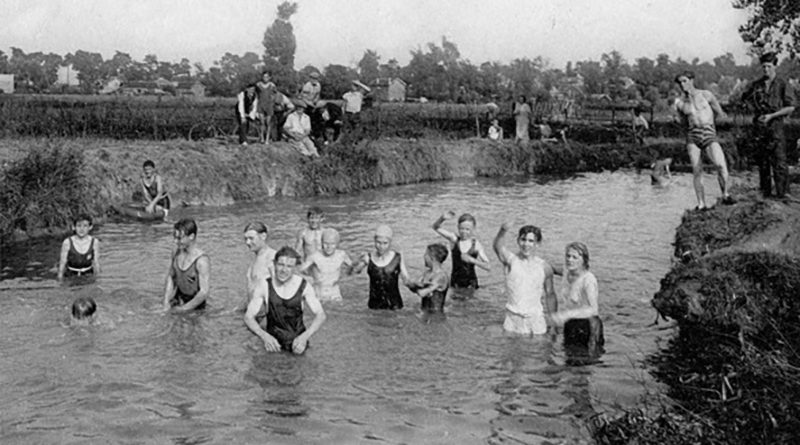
[283,99,319,158]
[244,246,326,354]
[650,158,673,187]
[236,83,259,145]
[488,119,503,141]
[513,95,531,143]
[300,71,322,109]
[537,121,559,143]
[342,80,366,134]
[673,71,734,210]
[58,214,101,281]
[163,218,210,312]
[140,160,170,218]
[741,52,798,201]
[632,108,650,145]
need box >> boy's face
[517,233,538,257]
[565,248,584,272]
[143,166,155,178]
[307,214,323,230]
[274,255,297,284]
[73,220,92,237]
[174,229,195,251]
[262,73,271,83]
[457,220,474,240]
[321,235,337,256]
[374,236,391,255]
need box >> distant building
[55,65,81,87]
[175,80,205,97]
[370,77,406,102]
[0,74,13,93]
[119,81,168,96]
[99,77,122,94]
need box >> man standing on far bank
[742,52,797,201]
[674,71,734,210]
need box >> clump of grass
[0,142,96,242]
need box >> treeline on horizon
[1,0,797,108]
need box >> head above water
[274,246,301,265]
[174,218,198,237]
[565,241,590,269]
[307,206,324,219]
[243,221,268,235]
[374,224,393,240]
[426,243,449,264]
[73,213,93,226]
[518,225,542,243]
[72,296,96,320]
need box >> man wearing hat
[300,71,322,109]
[282,98,319,157]
[742,52,798,200]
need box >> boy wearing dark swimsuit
[244,247,326,354]
[58,214,101,281]
[406,244,450,313]
[432,211,491,293]
[163,218,210,312]
[141,160,170,217]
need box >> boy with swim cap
[298,228,354,302]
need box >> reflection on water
[0,170,704,443]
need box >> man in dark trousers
[742,52,797,200]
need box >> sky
[0,0,754,70]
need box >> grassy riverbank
[594,188,800,444]
[0,135,687,242]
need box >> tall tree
[734,0,800,55]
[263,1,298,91]
[322,64,357,99]
[65,50,104,92]
[357,49,380,84]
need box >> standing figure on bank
[283,99,320,158]
[632,108,650,145]
[236,84,259,145]
[140,160,170,218]
[256,71,277,145]
[342,80,365,134]
[493,223,557,335]
[300,71,322,109]
[163,218,210,312]
[58,214,101,281]
[513,95,531,143]
[742,52,798,200]
[548,242,604,353]
[352,225,411,310]
[674,71,734,210]
[244,247,326,354]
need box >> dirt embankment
[595,186,800,444]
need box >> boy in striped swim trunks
[674,71,735,210]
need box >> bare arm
[173,256,210,312]
[237,92,246,120]
[350,252,370,275]
[57,238,70,281]
[294,229,305,257]
[432,211,458,243]
[705,91,727,120]
[493,224,512,267]
[145,175,167,211]
[244,282,281,352]
[92,238,101,276]
[162,263,176,310]
[292,284,326,354]
[399,254,411,284]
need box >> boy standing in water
[141,160,170,218]
[406,243,450,313]
[58,214,101,281]
[244,247,326,354]
[493,223,557,335]
[163,218,210,312]
[295,206,325,261]
[298,228,353,302]
[432,211,491,293]
[243,222,276,293]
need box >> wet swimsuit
[564,317,604,349]
[170,254,207,309]
[451,238,479,289]
[264,277,307,351]
[367,252,403,310]
[421,287,448,313]
[65,237,95,276]
[687,125,718,149]
[143,177,170,210]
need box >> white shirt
[283,111,311,136]
[342,91,363,113]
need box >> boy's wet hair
[72,297,97,320]
[307,206,324,218]
[174,218,198,237]
[458,213,477,226]
[274,246,301,264]
[143,160,155,169]
[426,243,449,263]
[73,213,93,225]
[518,225,542,243]
[566,241,590,269]
[243,222,268,234]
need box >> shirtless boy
[298,228,353,302]
[295,206,325,260]
[674,71,734,210]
